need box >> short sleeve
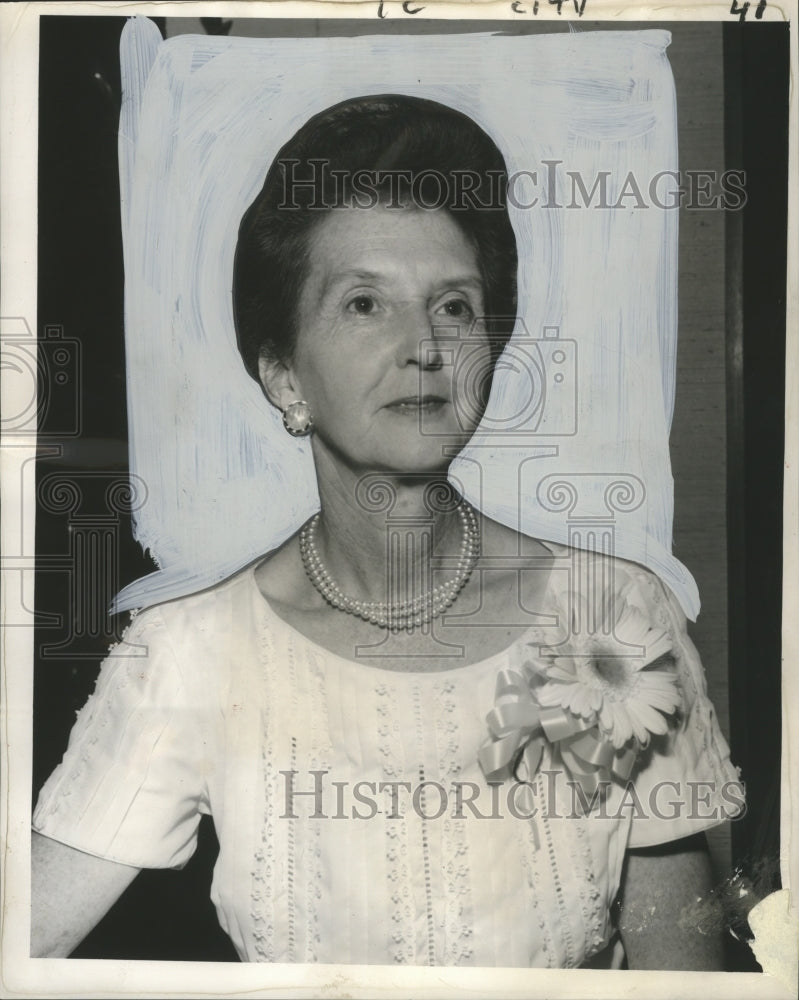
[32,608,211,869]
[620,567,746,848]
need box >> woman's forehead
[304,205,482,284]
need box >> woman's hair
[233,94,518,380]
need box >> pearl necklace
[299,502,480,632]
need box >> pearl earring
[282,400,314,437]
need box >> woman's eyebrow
[320,269,384,295]
[321,270,484,296]
[432,275,484,292]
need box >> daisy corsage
[536,600,681,749]
[478,595,682,814]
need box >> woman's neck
[311,457,469,604]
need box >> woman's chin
[366,434,474,475]
[314,420,477,477]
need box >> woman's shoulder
[503,529,677,628]
[480,516,662,592]
[121,562,263,652]
[100,565,268,713]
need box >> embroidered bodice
[33,551,741,966]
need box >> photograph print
[1,0,793,991]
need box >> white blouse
[33,547,742,967]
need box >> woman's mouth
[385,395,448,415]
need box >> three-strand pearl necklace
[299,502,480,632]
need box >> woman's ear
[258,354,299,411]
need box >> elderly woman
[31,95,740,968]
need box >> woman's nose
[394,304,444,370]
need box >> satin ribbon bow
[478,663,640,824]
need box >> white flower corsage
[478,598,682,814]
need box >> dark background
[33,14,788,968]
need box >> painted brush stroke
[115,17,698,618]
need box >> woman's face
[263,204,493,474]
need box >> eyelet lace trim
[416,762,438,967]
[251,610,277,962]
[518,778,556,968]
[432,678,474,966]
[534,775,576,968]
[305,648,330,962]
[376,680,415,964]
[573,822,609,958]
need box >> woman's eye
[347,295,376,315]
[439,298,474,319]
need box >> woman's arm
[617,833,724,970]
[31,831,141,957]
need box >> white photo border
[1,1,796,997]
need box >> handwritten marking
[730,0,750,20]
[377,0,425,14]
